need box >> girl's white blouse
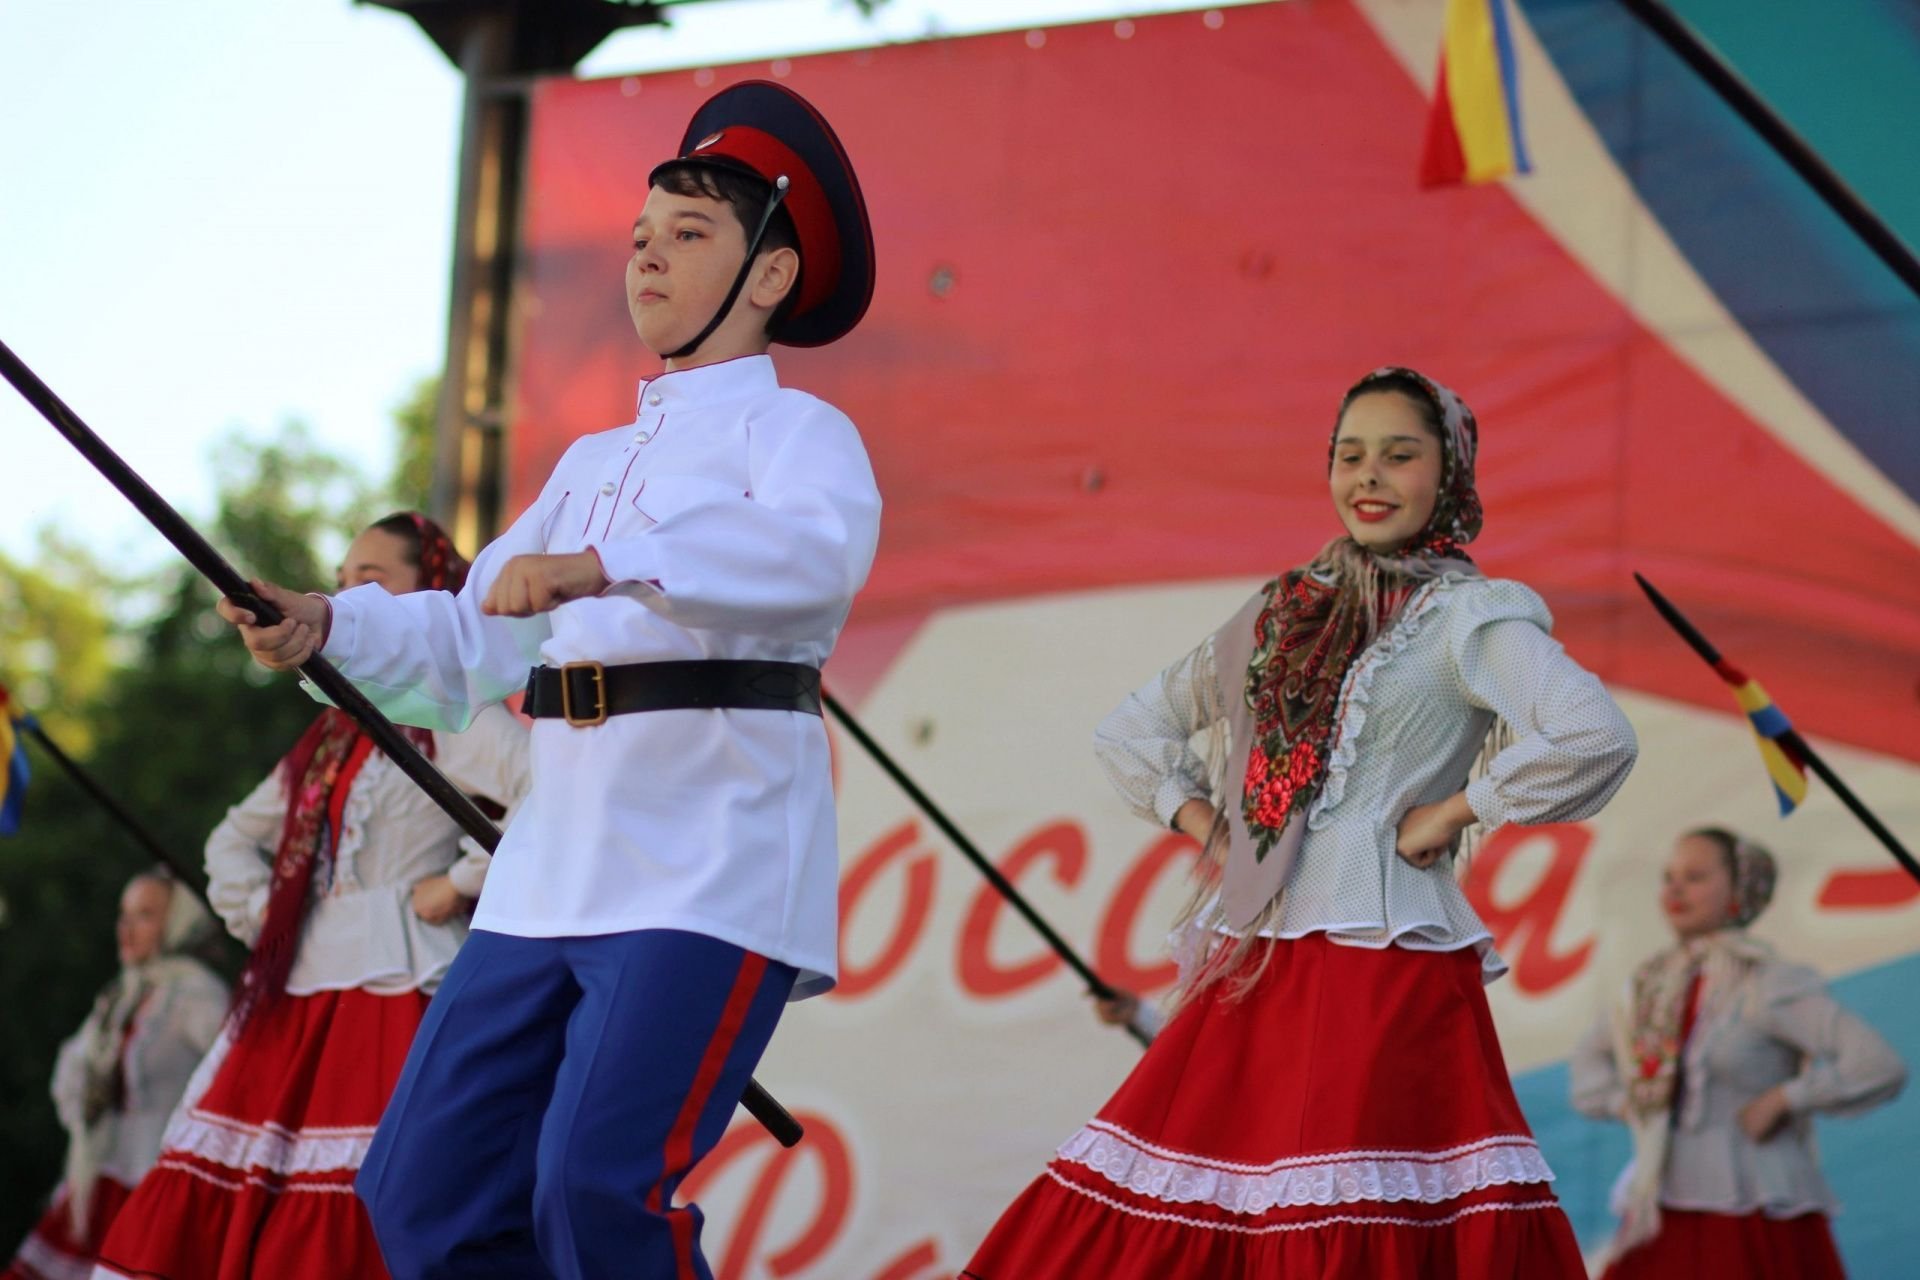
[1094,575,1638,977]
[203,702,530,994]
[1570,956,1906,1216]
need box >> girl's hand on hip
[1395,792,1476,869]
[410,874,469,925]
[1739,1086,1793,1143]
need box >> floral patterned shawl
[1238,367,1484,864]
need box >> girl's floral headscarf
[230,513,468,1033]
[1239,368,1482,861]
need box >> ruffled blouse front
[1093,575,1638,979]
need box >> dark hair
[1337,369,1444,439]
[369,512,425,568]
[650,161,802,332]
[1683,825,1741,879]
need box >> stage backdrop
[506,3,1920,1274]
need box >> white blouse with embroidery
[203,702,530,995]
[1569,957,1906,1218]
[1094,575,1638,978]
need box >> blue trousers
[356,928,796,1280]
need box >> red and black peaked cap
[649,80,875,348]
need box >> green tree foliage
[0,532,120,752]
[0,420,392,1244]
[388,376,439,516]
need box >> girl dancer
[6,870,225,1280]
[965,367,1638,1277]
[94,514,529,1280]
[1571,829,1905,1278]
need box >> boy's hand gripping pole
[0,336,805,1148]
[823,694,1157,1049]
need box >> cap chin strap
[663,175,791,362]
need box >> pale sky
[0,0,1256,570]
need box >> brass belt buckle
[559,660,608,727]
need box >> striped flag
[1712,659,1810,815]
[0,685,31,836]
[1420,0,1533,186]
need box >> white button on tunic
[316,356,881,998]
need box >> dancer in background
[966,367,1639,1278]
[94,514,528,1280]
[5,869,225,1280]
[1570,828,1906,1279]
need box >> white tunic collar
[635,353,778,413]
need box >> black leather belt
[524,660,821,726]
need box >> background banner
[509,3,1920,1273]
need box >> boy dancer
[218,82,880,1280]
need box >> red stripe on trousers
[648,950,770,1280]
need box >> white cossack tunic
[314,355,881,998]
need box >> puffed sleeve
[204,768,286,946]
[590,393,882,641]
[1094,633,1222,829]
[1761,962,1907,1116]
[1568,1005,1627,1121]
[1450,580,1639,832]
[430,702,532,899]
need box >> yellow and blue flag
[1420,0,1533,187]
[1712,658,1810,815]
[0,685,31,836]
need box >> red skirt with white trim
[963,934,1585,1278]
[1600,1208,1846,1280]
[93,988,429,1280]
[6,1179,132,1280]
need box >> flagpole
[1633,573,1920,887]
[0,338,802,1148]
[823,692,1156,1048]
[1777,729,1920,886]
[16,717,217,913]
[1616,0,1920,305]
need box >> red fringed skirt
[6,1178,132,1280]
[93,988,429,1280]
[963,934,1585,1279]
[1601,1208,1845,1280]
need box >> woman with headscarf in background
[92,514,532,1280]
[1571,828,1906,1278]
[5,868,226,1280]
[964,367,1640,1278]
